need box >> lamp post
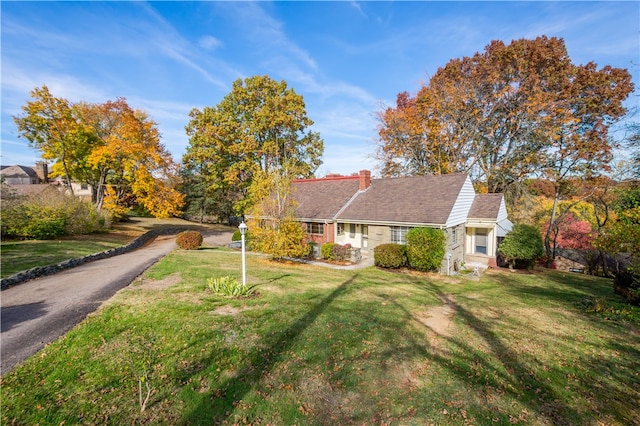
[238,221,247,287]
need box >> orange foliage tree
[14,88,184,219]
[376,36,633,197]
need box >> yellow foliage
[102,186,129,221]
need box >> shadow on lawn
[180,274,358,424]
[381,283,584,425]
[491,269,616,302]
[404,277,637,424]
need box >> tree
[13,86,94,196]
[498,223,544,269]
[85,102,184,218]
[179,164,236,224]
[596,182,640,274]
[184,75,324,214]
[246,168,309,260]
[376,36,633,203]
[14,87,184,219]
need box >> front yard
[2,248,638,425]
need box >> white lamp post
[238,221,247,287]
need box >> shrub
[406,227,446,272]
[614,269,640,306]
[0,187,107,240]
[331,244,349,262]
[232,229,242,241]
[498,223,544,269]
[374,243,407,268]
[248,219,308,259]
[207,275,256,297]
[321,242,337,260]
[176,230,203,250]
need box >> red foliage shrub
[176,230,203,250]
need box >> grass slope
[0,217,229,278]
[2,249,638,425]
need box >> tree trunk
[544,188,561,268]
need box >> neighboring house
[291,170,512,274]
[51,176,93,200]
[0,163,92,200]
[0,162,48,185]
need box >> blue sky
[2,1,638,176]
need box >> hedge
[374,243,407,268]
[406,227,446,272]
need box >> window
[451,228,457,244]
[391,226,412,244]
[80,183,88,191]
[306,223,324,235]
[337,224,344,236]
[475,229,487,254]
[349,224,356,237]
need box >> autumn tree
[596,182,640,274]
[376,36,633,202]
[540,62,632,261]
[82,101,184,218]
[14,87,184,219]
[184,75,324,214]
[246,168,309,260]
[13,86,94,196]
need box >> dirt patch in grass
[134,272,182,290]
[414,295,457,338]
[415,304,457,337]
[296,373,362,425]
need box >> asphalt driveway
[1,230,233,374]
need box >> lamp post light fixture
[238,221,247,287]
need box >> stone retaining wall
[1,228,189,290]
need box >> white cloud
[199,35,223,51]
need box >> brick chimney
[359,169,371,191]
[35,161,48,183]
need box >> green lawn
[2,249,639,425]
[0,217,230,278]
[0,238,129,278]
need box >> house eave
[336,219,447,228]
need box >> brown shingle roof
[292,177,360,220]
[0,165,38,179]
[337,174,468,225]
[468,193,502,220]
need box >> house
[292,170,512,273]
[0,163,92,200]
[0,162,52,197]
[0,162,49,185]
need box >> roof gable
[336,173,470,226]
[468,193,502,219]
[468,193,505,221]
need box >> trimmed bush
[498,223,544,269]
[176,230,203,250]
[406,227,446,272]
[331,244,349,262]
[374,243,407,268]
[321,242,337,260]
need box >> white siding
[445,175,476,228]
[497,196,509,223]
